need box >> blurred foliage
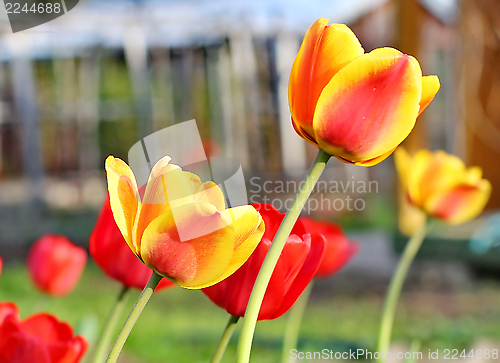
[98,118,138,163]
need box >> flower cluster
[2,17,493,363]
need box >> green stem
[281,282,314,363]
[376,221,429,362]
[92,285,130,363]
[405,340,421,363]
[210,315,240,363]
[106,272,163,363]
[236,149,331,363]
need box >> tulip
[0,302,87,363]
[90,195,175,291]
[105,155,265,289]
[288,18,440,166]
[394,148,492,224]
[27,234,87,296]
[202,203,324,320]
[0,257,2,278]
[300,217,359,278]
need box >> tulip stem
[235,149,331,363]
[281,282,313,363]
[92,285,130,363]
[106,272,163,363]
[376,221,429,362]
[210,315,240,363]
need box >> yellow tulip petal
[393,147,412,187]
[194,181,226,212]
[464,166,483,183]
[336,146,396,166]
[289,19,364,140]
[418,75,440,116]
[105,156,140,254]
[410,150,465,207]
[134,156,204,252]
[198,205,265,288]
[424,179,492,224]
[405,149,432,206]
[313,47,423,162]
[140,203,235,289]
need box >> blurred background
[1,0,500,362]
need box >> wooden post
[11,39,45,211]
[461,0,500,209]
[77,49,102,172]
[123,25,153,140]
[275,33,307,176]
[52,55,79,171]
[396,0,427,154]
[150,48,175,129]
[229,30,262,172]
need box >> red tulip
[27,235,87,296]
[0,302,88,363]
[202,203,324,321]
[0,257,3,278]
[300,217,359,278]
[90,195,175,291]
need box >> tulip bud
[27,234,87,296]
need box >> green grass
[1,263,500,362]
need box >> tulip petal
[90,196,175,291]
[22,314,73,343]
[289,19,364,140]
[0,303,18,327]
[259,239,286,320]
[134,156,207,253]
[253,203,306,240]
[198,205,265,288]
[313,47,423,162]
[336,147,396,166]
[418,75,440,116]
[140,203,236,288]
[316,236,359,278]
[425,179,492,224]
[269,233,324,320]
[276,235,310,292]
[0,333,51,363]
[194,181,226,212]
[394,147,412,187]
[408,150,465,207]
[105,156,140,252]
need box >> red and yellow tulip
[105,155,265,289]
[394,148,491,224]
[289,18,440,166]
